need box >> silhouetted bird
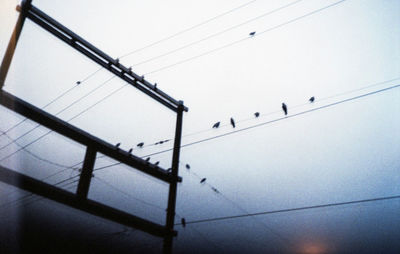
[128,67,132,73]
[181,218,186,228]
[137,142,144,148]
[115,143,121,148]
[212,122,220,128]
[249,31,256,36]
[200,178,206,184]
[185,164,190,170]
[254,112,260,118]
[154,83,157,90]
[128,148,133,154]
[282,103,288,115]
[76,81,81,85]
[230,118,236,128]
[145,157,150,162]
[115,58,119,64]
[154,161,160,166]
[309,96,315,103]
[211,187,220,194]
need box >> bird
[76,81,81,85]
[181,218,186,228]
[154,161,160,166]
[212,122,220,128]
[137,142,144,148]
[254,112,260,118]
[185,164,190,170]
[128,148,133,154]
[128,67,132,73]
[211,187,220,194]
[230,117,236,128]
[154,83,157,90]
[200,178,206,184]
[115,142,121,149]
[145,157,150,162]
[282,103,288,115]
[249,31,256,36]
[309,96,315,103]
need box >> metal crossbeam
[0,165,176,237]
[18,4,188,113]
[0,90,182,184]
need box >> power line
[178,194,400,225]
[0,83,79,138]
[118,0,259,59]
[93,82,400,171]
[74,0,259,89]
[144,0,348,75]
[0,76,116,154]
[130,0,303,67]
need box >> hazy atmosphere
[0,0,399,253]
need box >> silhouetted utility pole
[0,1,187,253]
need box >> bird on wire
[137,142,144,148]
[249,31,256,36]
[185,164,190,170]
[115,143,121,149]
[230,118,236,128]
[212,122,220,128]
[154,161,160,166]
[145,157,150,162]
[200,178,207,184]
[309,96,315,103]
[128,148,133,154]
[254,112,260,118]
[282,103,288,115]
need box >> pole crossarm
[0,90,182,184]
[0,165,177,237]
[17,4,188,113]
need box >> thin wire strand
[118,0,258,59]
[179,194,400,225]
[130,0,303,67]
[0,75,116,152]
[144,0,347,75]
[74,0,259,88]
[0,83,79,138]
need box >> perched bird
[128,67,132,73]
[212,122,220,128]
[309,96,315,103]
[76,81,81,85]
[154,161,160,166]
[115,58,119,64]
[249,31,256,36]
[230,117,236,128]
[282,103,288,115]
[145,157,150,162]
[128,148,133,154]
[137,142,144,148]
[154,83,157,90]
[254,112,260,118]
[181,218,186,228]
[185,164,190,170]
[115,142,121,149]
[200,178,207,184]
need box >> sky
[0,0,399,253]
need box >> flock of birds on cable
[113,96,316,177]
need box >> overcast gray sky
[0,0,399,253]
